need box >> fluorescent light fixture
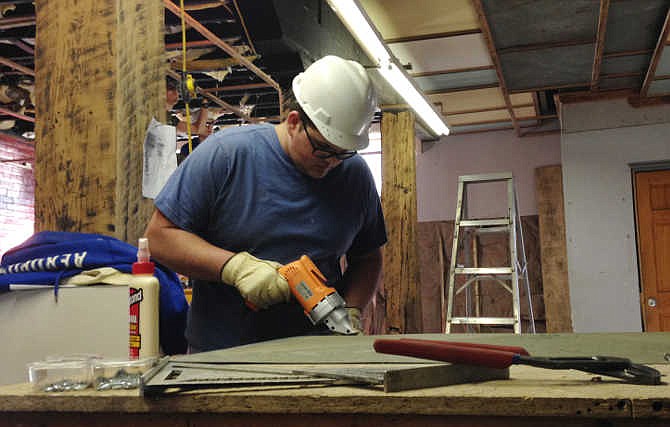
[326,0,389,65]
[326,0,449,137]
[378,61,450,136]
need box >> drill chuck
[307,292,357,335]
[279,255,358,335]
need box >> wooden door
[635,170,670,331]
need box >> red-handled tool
[373,338,662,385]
[374,339,529,369]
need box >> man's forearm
[144,210,232,281]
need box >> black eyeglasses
[304,125,357,160]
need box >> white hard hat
[293,55,377,151]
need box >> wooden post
[34,0,166,243]
[535,165,573,332]
[381,109,422,333]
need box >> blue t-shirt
[155,123,387,350]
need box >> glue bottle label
[129,287,144,359]
[127,275,160,359]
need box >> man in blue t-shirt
[145,55,387,352]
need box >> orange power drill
[278,255,358,335]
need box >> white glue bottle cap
[133,237,155,275]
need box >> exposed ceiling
[1,0,669,146]
[363,0,670,136]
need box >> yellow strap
[179,0,196,154]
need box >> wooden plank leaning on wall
[535,165,573,332]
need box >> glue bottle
[128,237,160,359]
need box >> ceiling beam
[231,0,256,56]
[0,107,34,122]
[508,81,590,94]
[0,15,35,30]
[557,88,633,104]
[446,113,557,127]
[410,65,494,78]
[385,28,481,44]
[424,82,499,95]
[518,113,558,121]
[603,49,653,58]
[0,56,34,76]
[628,93,670,107]
[641,7,670,97]
[497,39,594,55]
[590,0,610,91]
[472,0,520,136]
[200,82,273,93]
[519,129,561,137]
[600,72,641,80]
[165,40,236,50]
[449,117,517,126]
[449,121,560,137]
[437,102,534,116]
[169,56,258,72]
[1,38,35,55]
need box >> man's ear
[285,110,302,131]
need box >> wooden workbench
[1,333,669,427]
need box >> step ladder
[444,172,535,334]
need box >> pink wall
[416,129,561,221]
[0,136,34,256]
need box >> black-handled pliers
[374,338,662,385]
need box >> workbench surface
[2,333,669,427]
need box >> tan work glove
[345,307,363,335]
[221,252,291,309]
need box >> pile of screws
[42,380,90,392]
[95,369,141,391]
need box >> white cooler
[0,284,134,386]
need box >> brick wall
[0,135,34,257]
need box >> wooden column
[34,0,166,243]
[380,109,422,333]
[535,165,573,332]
